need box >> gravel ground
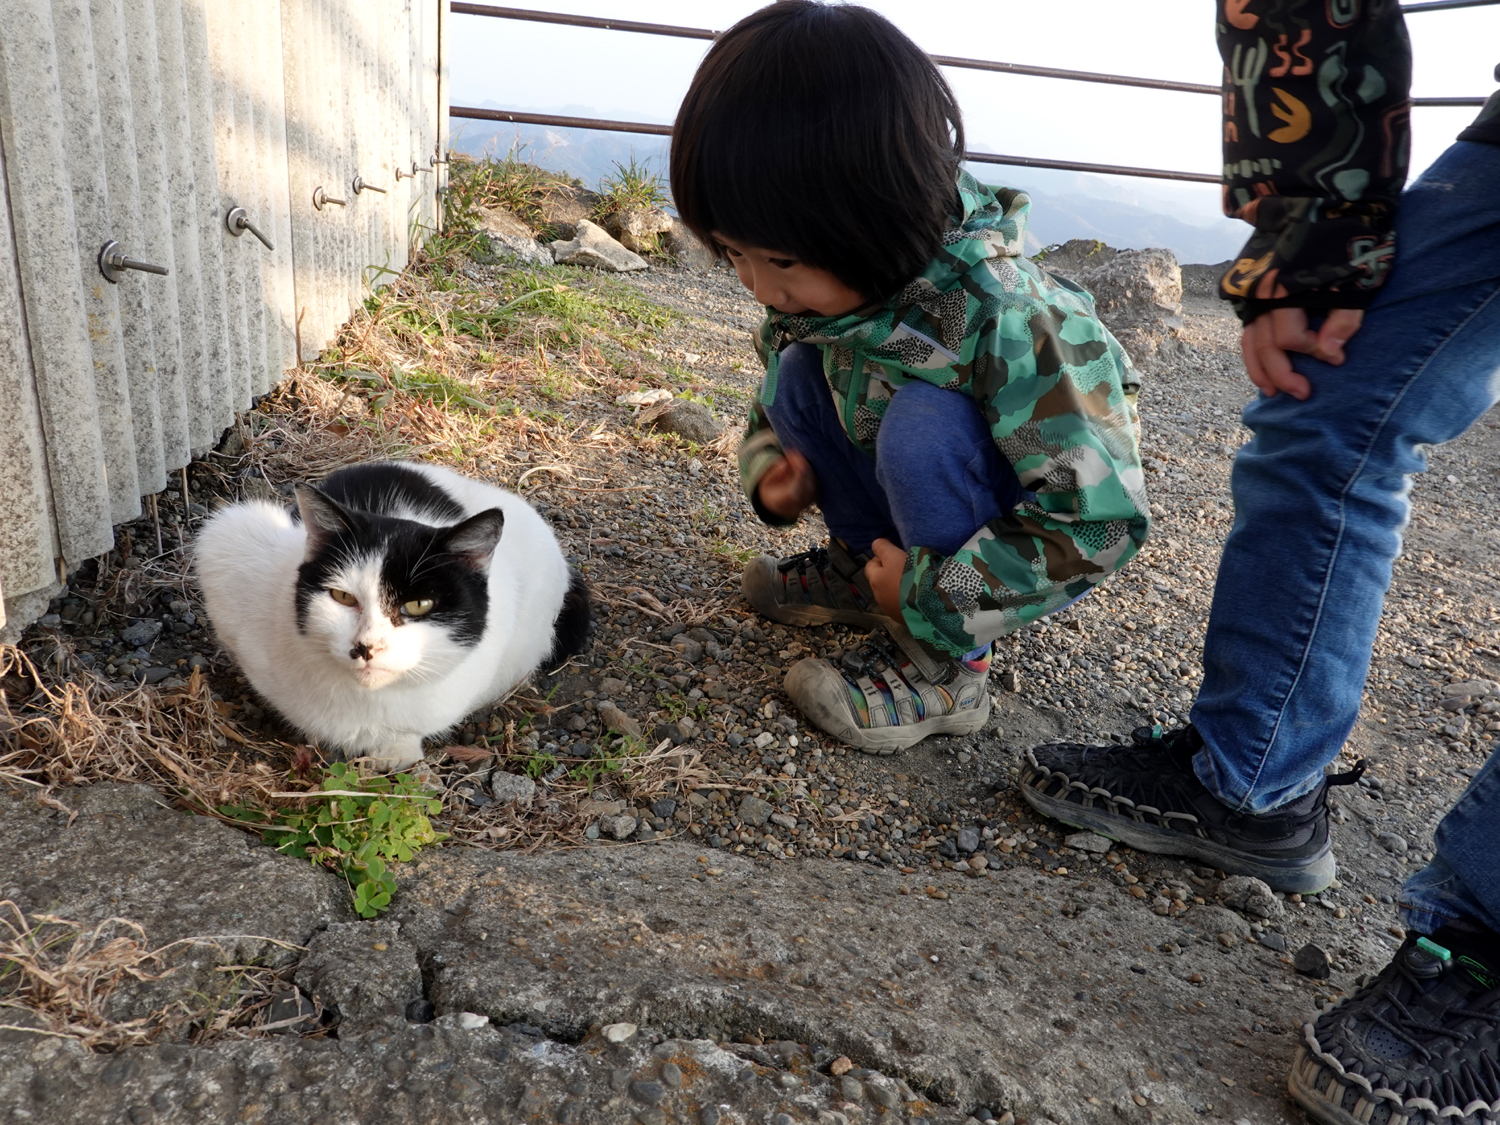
[13,248,1500,989]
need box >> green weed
[220,763,445,919]
[593,156,667,223]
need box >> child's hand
[1241,307,1364,400]
[756,450,818,520]
[864,538,907,621]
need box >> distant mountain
[450,105,1248,265]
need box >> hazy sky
[450,0,1497,228]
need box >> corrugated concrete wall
[0,0,448,640]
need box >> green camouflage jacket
[738,173,1150,659]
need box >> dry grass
[0,901,305,1049]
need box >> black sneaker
[1018,724,1361,894]
[1289,924,1500,1125]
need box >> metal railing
[450,2,1496,185]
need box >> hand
[1241,307,1365,400]
[756,450,818,520]
[864,538,908,621]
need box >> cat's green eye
[328,588,359,607]
[402,598,435,617]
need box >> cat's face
[293,485,503,689]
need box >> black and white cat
[194,461,589,769]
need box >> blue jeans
[1186,141,1500,932]
[763,342,1026,557]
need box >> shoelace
[777,545,831,576]
[1361,960,1500,1063]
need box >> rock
[664,218,717,271]
[1071,248,1185,372]
[602,206,673,255]
[1064,831,1111,854]
[1258,930,1288,952]
[1443,679,1499,701]
[549,219,647,272]
[999,669,1021,692]
[264,987,318,1033]
[603,814,638,841]
[956,829,979,854]
[1377,831,1410,854]
[616,389,673,408]
[458,1011,490,1029]
[602,1021,638,1043]
[639,398,722,444]
[598,704,644,740]
[598,676,630,696]
[491,772,537,807]
[1216,875,1285,921]
[1293,942,1333,979]
[295,920,422,1032]
[651,799,678,819]
[738,796,774,827]
[829,1056,854,1077]
[1182,904,1251,939]
[120,619,162,647]
[141,666,175,685]
[538,187,602,239]
[477,207,550,265]
[671,635,705,663]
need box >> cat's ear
[439,508,504,571]
[294,483,354,559]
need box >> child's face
[715,234,869,317]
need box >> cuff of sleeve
[1227,289,1379,326]
[740,430,794,527]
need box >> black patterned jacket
[1217,0,1500,323]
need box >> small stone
[829,1056,853,1077]
[142,666,175,685]
[739,796,773,827]
[642,399,722,445]
[599,703,644,740]
[753,732,775,750]
[956,828,979,854]
[405,998,436,1023]
[660,1062,683,1089]
[458,1011,489,1029]
[670,635,706,664]
[1377,832,1410,855]
[1259,930,1288,952]
[490,772,536,807]
[599,676,631,696]
[630,1080,666,1106]
[120,620,162,646]
[603,814,638,841]
[840,1077,864,1102]
[1064,831,1111,854]
[651,798,677,819]
[1293,942,1333,979]
[1218,875,1286,920]
[602,1022,639,1043]
[999,669,1021,692]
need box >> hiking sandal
[784,621,991,754]
[741,540,893,630]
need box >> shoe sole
[1019,771,1337,895]
[741,560,893,630]
[1287,1046,1364,1125]
[789,664,991,754]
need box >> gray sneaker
[784,621,991,754]
[741,540,893,630]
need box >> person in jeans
[1020,3,1500,1122]
[668,1,1149,754]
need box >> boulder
[549,220,648,273]
[1071,248,1186,373]
[601,206,673,255]
[477,207,551,266]
[664,218,717,271]
[538,187,602,240]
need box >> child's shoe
[784,621,991,754]
[741,540,893,629]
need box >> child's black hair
[670,1,965,304]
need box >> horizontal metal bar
[450,3,717,40]
[931,55,1216,95]
[450,108,1221,184]
[964,150,1219,184]
[451,106,674,135]
[1412,96,1490,106]
[1402,0,1499,10]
